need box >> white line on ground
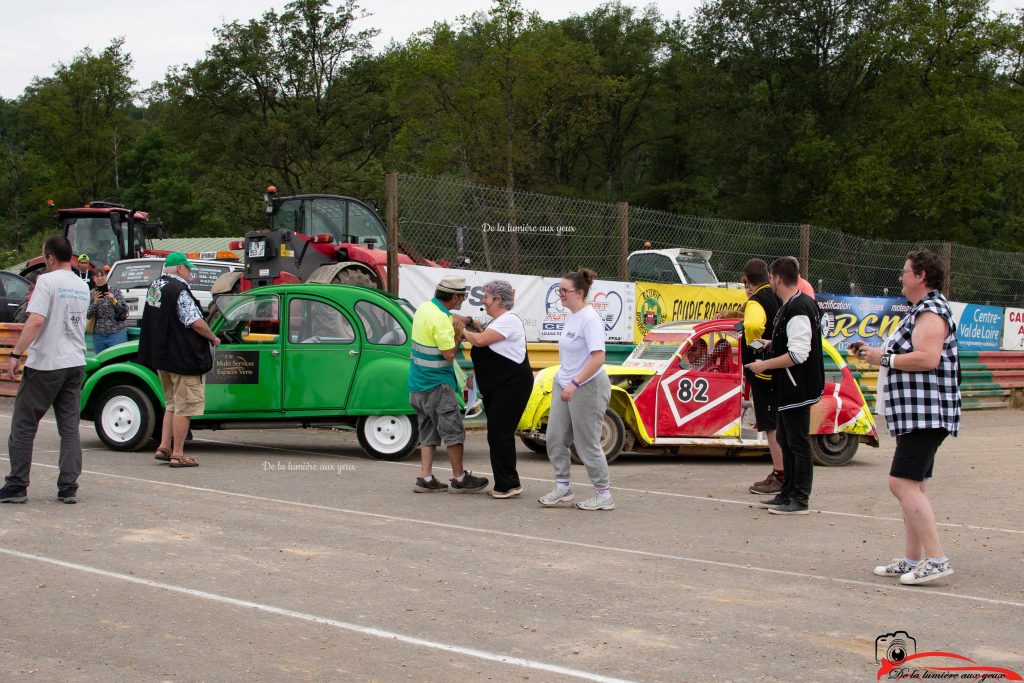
[192,435,1024,536]
[9,458,1024,610]
[7,412,1020,536]
[0,546,635,683]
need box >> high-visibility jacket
[408,297,458,393]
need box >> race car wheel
[811,433,858,466]
[519,436,547,455]
[95,385,156,451]
[571,409,626,465]
[357,415,419,461]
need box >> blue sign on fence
[951,303,1002,351]
[817,294,910,349]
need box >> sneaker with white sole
[487,487,523,499]
[768,500,809,515]
[449,471,489,494]
[538,486,575,507]
[752,495,789,510]
[873,558,917,578]
[900,559,954,585]
[576,495,615,511]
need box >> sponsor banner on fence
[398,265,635,342]
[633,282,747,340]
[1003,308,1024,351]
[949,302,1003,351]
[817,294,909,349]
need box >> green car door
[282,295,361,410]
[204,293,284,413]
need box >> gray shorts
[409,384,465,447]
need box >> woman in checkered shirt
[850,250,961,586]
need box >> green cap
[164,252,194,269]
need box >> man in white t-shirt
[1,236,90,504]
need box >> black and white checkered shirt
[882,290,961,436]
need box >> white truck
[626,247,738,287]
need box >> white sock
[904,558,919,566]
[454,473,466,483]
[596,487,611,498]
[927,556,948,565]
[556,479,571,491]
[422,475,433,483]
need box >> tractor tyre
[207,271,244,319]
[331,268,378,289]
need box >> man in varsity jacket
[744,256,824,515]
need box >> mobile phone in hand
[95,283,109,294]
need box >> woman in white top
[459,280,532,498]
[537,268,614,511]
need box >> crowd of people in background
[0,238,962,585]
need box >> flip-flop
[168,455,199,468]
[154,448,172,462]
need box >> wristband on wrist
[10,353,22,359]
[571,379,581,388]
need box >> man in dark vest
[741,259,785,495]
[138,253,220,468]
[744,256,824,515]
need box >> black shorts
[890,428,948,481]
[750,380,776,432]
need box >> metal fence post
[942,241,952,299]
[800,224,810,279]
[386,172,399,294]
[618,202,629,281]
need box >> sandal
[154,447,172,462]
[168,455,199,468]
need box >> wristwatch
[571,379,581,388]
[880,352,892,368]
[10,353,22,359]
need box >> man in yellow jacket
[409,275,489,494]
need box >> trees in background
[2,0,1023,263]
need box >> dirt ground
[0,399,1021,682]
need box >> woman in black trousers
[459,280,533,498]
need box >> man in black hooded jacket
[744,257,824,515]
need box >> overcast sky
[1,0,1021,100]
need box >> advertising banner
[633,282,747,340]
[949,302,1003,351]
[817,294,909,350]
[398,265,635,342]
[1002,308,1024,351]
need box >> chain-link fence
[395,173,1024,307]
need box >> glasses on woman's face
[558,287,577,296]
[900,269,916,277]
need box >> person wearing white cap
[408,275,489,494]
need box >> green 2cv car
[79,284,420,460]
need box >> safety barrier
[0,323,26,397]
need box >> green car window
[355,300,407,345]
[289,298,355,344]
[218,294,281,344]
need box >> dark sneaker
[752,495,789,510]
[768,500,810,515]
[0,486,27,504]
[749,471,783,495]
[57,489,78,504]
[449,471,488,494]
[873,558,916,578]
[900,559,953,585]
[414,477,448,493]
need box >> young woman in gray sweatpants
[538,269,615,511]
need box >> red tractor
[212,187,425,296]
[19,201,166,284]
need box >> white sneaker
[538,486,575,507]
[873,558,916,578]
[900,559,954,585]
[576,495,615,511]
